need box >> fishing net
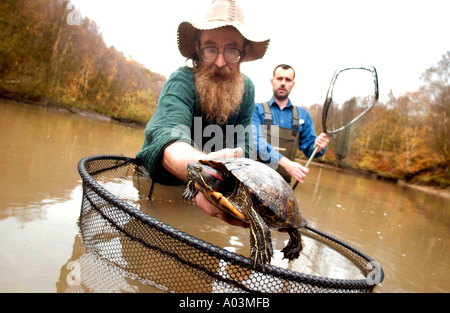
[323,66,378,164]
[77,155,384,293]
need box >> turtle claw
[182,182,198,202]
[250,247,273,270]
[249,229,273,269]
[281,246,301,261]
[281,229,303,261]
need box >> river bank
[0,95,147,127]
[298,158,450,199]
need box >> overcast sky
[70,0,449,106]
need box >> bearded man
[136,0,270,227]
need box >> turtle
[182,157,307,267]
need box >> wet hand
[279,157,309,184]
[206,147,243,160]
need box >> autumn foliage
[306,52,450,187]
[0,0,165,124]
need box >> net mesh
[323,67,378,163]
[77,155,384,293]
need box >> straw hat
[177,0,270,62]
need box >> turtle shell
[199,158,307,229]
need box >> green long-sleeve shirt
[136,67,255,185]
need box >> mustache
[204,64,235,80]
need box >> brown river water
[0,99,448,293]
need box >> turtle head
[183,162,204,201]
[185,160,246,222]
[186,162,229,193]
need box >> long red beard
[194,64,245,125]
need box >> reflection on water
[0,186,82,292]
[1,99,449,292]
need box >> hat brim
[177,21,270,62]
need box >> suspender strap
[262,101,300,136]
[262,102,272,126]
[291,106,299,136]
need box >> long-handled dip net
[77,155,384,293]
[294,66,379,189]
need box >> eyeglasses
[200,47,243,64]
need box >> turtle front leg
[247,206,273,267]
[281,228,303,261]
[182,181,198,201]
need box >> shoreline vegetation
[297,157,450,199]
[1,0,449,193]
[0,0,165,126]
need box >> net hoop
[323,65,379,135]
[77,155,384,293]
